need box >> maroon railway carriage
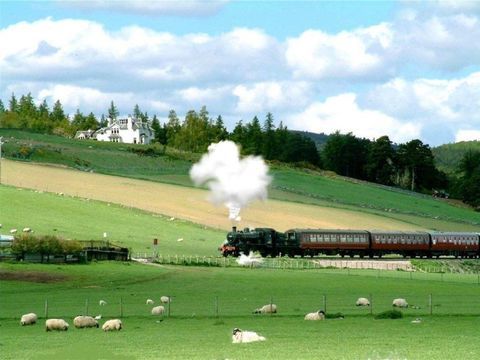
[285,229,370,257]
[430,232,479,258]
[369,231,430,258]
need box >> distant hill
[433,141,480,175]
[290,130,329,150]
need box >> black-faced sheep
[253,304,277,314]
[102,319,122,331]
[356,297,370,306]
[20,313,37,326]
[232,328,266,343]
[392,298,408,308]
[151,306,165,315]
[304,310,325,321]
[45,319,69,331]
[73,315,99,329]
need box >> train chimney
[232,226,237,233]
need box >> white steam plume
[190,141,271,221]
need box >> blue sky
[1,0,480,146]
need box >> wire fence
[3,292,480,321]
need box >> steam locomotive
[219,227,480,259]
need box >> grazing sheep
[10,229,17,234]
[45,319,69,331]
[94,315,102,320]
[146,299,154,305]
[253,304,277,314]
[232,328,266,343]
[20,313,38,326]
[160,296,171,304]
[356,297,370,306]
[392,298,408,308]
[411,318,422,324]
[102,319,122,332]
[99,300,107,306]
[22,227,32,233]
[304,310,325,321]
[73,315,99,329]
[151,306,165,315]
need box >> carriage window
[340,234,346,243]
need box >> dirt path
[2,159,419,232]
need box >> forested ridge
[1,93,479,208]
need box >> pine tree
[108,100,119,122]
[0,99,5,114]
[9,93,19,113]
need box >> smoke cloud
[190,141,271,221]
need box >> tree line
[0,93,478,207]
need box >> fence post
[85,299,89,315]
[214,296,219,318]
[323,294,327,313]
[429,294,432,316]
[44,299,48,319]
[369,293,373,315]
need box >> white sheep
[20,313,38,326]
[102,319,122,331]
[99,300,107,306]
[73,315,99,329]
[304,310,325,321]
[392,298,408,308]
[356,297,370,306]
[10,229,17,234]
[253,304,277,314]
[45,318,69,331]
[160,296,171,304]
[151,305,165,315]
[22,227,32,233]
[146,299,154,305]
[232,328,266,343]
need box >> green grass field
[1,262,480,359]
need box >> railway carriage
[285,229,370,258]
[369,231,430,258]
[430,232,479,258]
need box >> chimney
[232,226,237,233]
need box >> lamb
[356,297,370,306]
[146,299,154,305]
[45,318,69,331]
[304,310,325,321]
[20,313,37,326]
[99,300,107,306]
[392,298,408,308]
[232,328,266,343]
[102,319,122,332]
[73,315,99,329]
[253,304,277,314]
[160,296,171,304]
[151,306,165,315]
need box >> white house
[74,129,95,140]
[93,117,154,145]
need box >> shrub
[374,310,403,319]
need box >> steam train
[219,227,480,259]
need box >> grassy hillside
[1,129,479,232]
[433,140,480,174]
[1,262,480,359]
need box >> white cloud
[285,23,394,80]
[289,93,421,144]
[233,81,311,113]
[455,130,480,142]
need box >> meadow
[2,130,480,359]
[1,262,480,359]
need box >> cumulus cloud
[285,24,395,80]
[233,81,311,113]
[289,93,421,144]
[455,130,480,142]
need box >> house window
[133,138,137,144]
